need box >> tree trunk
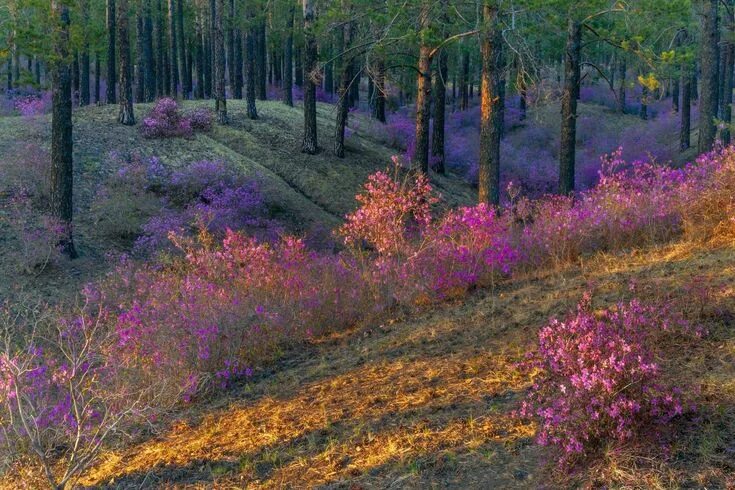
[245,14,258,119]
[295,47,303,87]
[117,0,135,125]
[80,50,90,105]
[698,0,719,152]
[459,49,469,110]
[136,14,145,102]
[213,0,228,123]
[640,85,648,120]
[143,0,155,101]
[431,48,448,174]
[723,7,734,146]
[50,0,77,258]
[72,52,80,103]
[283,4,294,107]
[373,59,386,123]
[234,28,243,99]
[168,0,179,97]
[177,0,190,98]
[106,0,117,103]
[681,70,692,150]
[256,20,267,100]
[559,18,581,195]
[301,0,319,154]
[616,58,626,113]
[227,0,236,97]
[195,9,205,99]
[478,2,502,205]
[155,0,165,97]
[94,53,101,103]
[412,1,432,173]
[672,74,680,113]
[334,16,352,158]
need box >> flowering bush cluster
[140,98,213,139]
[518,294,703,466]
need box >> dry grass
[16,241,721,489]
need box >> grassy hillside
[70,240,735,489]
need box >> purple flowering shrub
[0,301,159,488]
[518,294,703,466]
[140,98,213,139]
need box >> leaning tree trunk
[106,0,117,103]
[117,0,135,125]
[559,17,581,195]
[478,1,502,206]
[412,1,433,173]
[50,0,77,259]
[213,0,228,123]
[698,0,719,153]
[245,13,258,119]
[283,4,294,107]
[301,0,318,154]
[431,48,448,174]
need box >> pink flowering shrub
[518,294,703,467]
[140,99,213,139]
[339,161,437,256]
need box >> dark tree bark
[50,0,77,258]
[412,0,433,173]
[295,46,303,87]
[245,13,258,119]
[195,9,205,98]
[698,0,719,152]
[6,56,11,91]
[559,18,581,195]
[681,71,692,150]
[722,6,734,146]
[459,49,470,111]
[35,58,41,85]
[334,14,352,158]
[136,14,145,102]
[228,0,236,96]
[672,75,679,113]
[301,0,319,154]
[478,2,502,205]
[373,58,386,122]
[256,19,267,100]
[640,85,648,120]
[177,0,190,98]
[117,0,135,125]
[431,48,448,174]
[283,4,294,106]
[155,0,165,97]
[94,53,101,103]
[213,0,228,123]
[72,52,80,103]
[324,40,334,95]
[143,0,155,101]
[168,0,180,97]
[616,58,626,113]
[80,1,91,106]
[106,0,117,103]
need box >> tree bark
[94,53,101,103]
[559,18,581,195]
[177,0,190,98]
[431,48,448,174]
[672,74,679,113]
[478,2,502,205]
[460,49,469,110]
[698,0,719,152]
[117,0,135,125]
[143,0,155,101]
[301,0,319,154]
[106,0,117,103]
[681,70,692,150]
[256,19,267,100]
[283,4,294,107]
[412,0,432,173]
[245,12,258,119]
[334,15,352,158]
[136,14,145,102]
[213,0,228,123]
[50,0,77,258]
[155,0,165,97]
[168,0,180,97]
[228,0,236,97]
[373,58,386,122]
[616,58,625,113]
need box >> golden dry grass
[30,241,728,490]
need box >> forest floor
[69,240,735,489]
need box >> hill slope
[74,241,735,489]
